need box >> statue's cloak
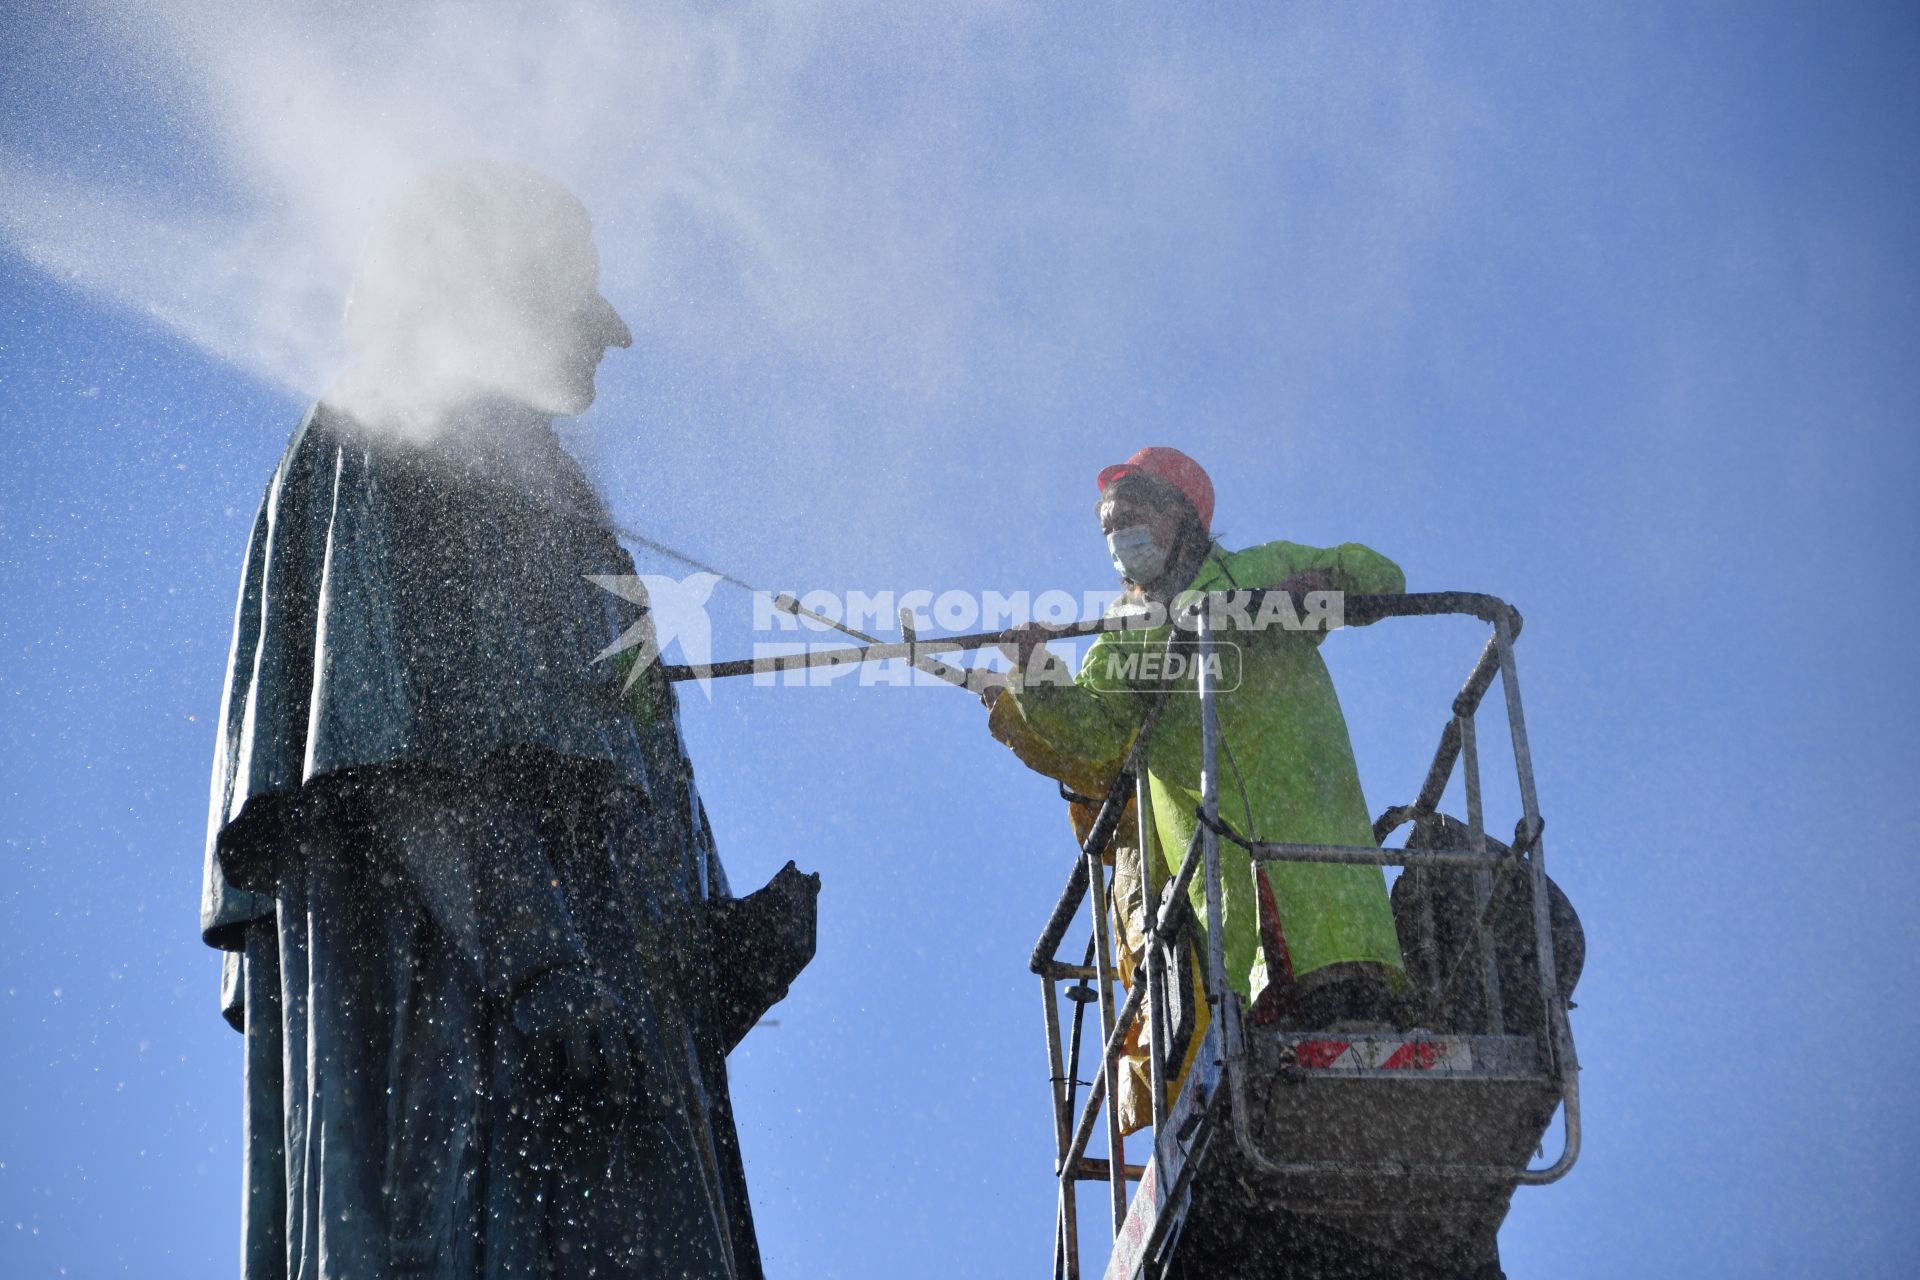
[200,402,803,1279]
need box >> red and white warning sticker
[1289,1036,1472,1072]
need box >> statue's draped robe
[200,403,795,1279]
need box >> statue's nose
[592,293,633,349]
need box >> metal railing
[1029,592,1582,1279]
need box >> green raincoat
[993,540,1405,1002]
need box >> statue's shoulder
[239,402,401,565]
[286,399,391,468]
[265,402,345,493]
[265,399,422,510]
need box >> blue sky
[3,2,1917,1276]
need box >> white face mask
[1107,524,1170,584]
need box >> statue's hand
[511,965,646,1101]
[766,860,823,911]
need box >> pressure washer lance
[649,589,1465,685]
[657,612,1121,685]
[609,520,976,687]
[606,519,1401,687]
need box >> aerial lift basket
[1028,593,1582,1280]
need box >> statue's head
[345,160,631,420]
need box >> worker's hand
[1275,569,1337,600]
[511,964,647,1103]
[997,621,1051,674]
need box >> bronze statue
[199,160,817,1279]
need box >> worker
[984,447,1406,1028]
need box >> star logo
[586,572,722,698]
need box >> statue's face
[497,232,632,417]
[346,163,635,420]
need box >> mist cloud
[5,3,1475,389]
[2,2,1477,579]
[6,3,1001,394]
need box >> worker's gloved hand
[1275,569,1337,600]
[511,963,647,1102]
[1270,569,1341,632]
[978,621,1051,708]
[997,621,1051,675]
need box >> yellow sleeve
[989,629,1146,796]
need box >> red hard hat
[1096,446,1214,532]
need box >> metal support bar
[1414,716,1465,819]
[1042,962,1099,983]
[1148,826,1205,946]
[1083,836,1129,1234]
[1493,617,1559,1050]
[1061,938,1095,1169]
[1072,1158,1148,1183]
[1041,972,1076,1280]
[1061,1052,1108,1184]
[1041,975,1071,1170]
[1462,713,1506,1035]
[1138,768,1171,1192]
[1032,697,1168,975]
[1058,980,1148,1178]
[1058,829,1205,1193]
[1451,633,1511,719]
[1194,607,1233,1071]
[1028,779,1126,976]
[1372,630,1513,843]
[1431,855,1523,1028]
[1240,841,1516,870]
[1492,615,1582,1108]
[1096,978,1147,1084]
